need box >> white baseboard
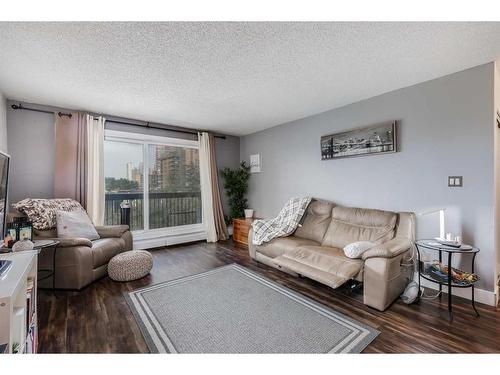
[416,273,497,306]
[133,229,207,250]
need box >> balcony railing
[105,191,202,231]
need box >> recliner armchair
[35,224,133,289]
[9,204,133,289]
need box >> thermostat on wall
[250,154,261,173]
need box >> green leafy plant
[220,161,251,220]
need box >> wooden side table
[232,218,254,245]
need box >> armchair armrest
[361,237,412,260]
[94,225,130,238]
[39,237,93,248]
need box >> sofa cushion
[91,238,124,268]
[256,236,319,259]
[13,198,84,230]
[56,209,100,241]
[286,245,363,278]
[321,206,397,249]
[273,245,363,288]
[294,199,334,243]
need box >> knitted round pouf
[108,250,153,282]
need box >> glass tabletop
[32,239,59,249]
[0,239,59,254]
[415,239,479,253]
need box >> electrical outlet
[448,176,463,187]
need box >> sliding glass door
[147,144,201,229]
[103,140,144,231]
[104,131,201,235]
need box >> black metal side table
[33,240,60,290]
[415,239,479,321]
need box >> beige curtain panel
[54,113,105,226]
[209,134,229,241]
[199,132,228,242]
[54,113,87,206]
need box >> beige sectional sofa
[248,200,415,311]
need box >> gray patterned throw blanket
[252,197,312,245]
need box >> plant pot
[244,209,254,219]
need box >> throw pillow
[56,209,100,241]
[13,198,84,230]
[343,241,376,259]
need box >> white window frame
[104,130,205,248]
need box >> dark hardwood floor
[37,240,500,353]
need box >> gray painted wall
[215,135,241,216]
[6,101,240,217]
[0,94,7,153]
[7,102,55,202]
[241,63,496,292]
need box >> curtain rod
[10,103,226,139]
[11,103,73,119]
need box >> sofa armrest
[361,237,412,260]
[95,225,130,238]
[248,228,257,259]
[38,237,93,248]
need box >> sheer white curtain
[199,132,217,242]
[86,115,106,226]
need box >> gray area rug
[125,264,379,353]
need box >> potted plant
[220,161,251,230]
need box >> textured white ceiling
[1,22,500,135]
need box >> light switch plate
[448,176,463,187]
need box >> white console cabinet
[0,251,38,354]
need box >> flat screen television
[0,151,10,241]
